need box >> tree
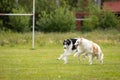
[9,7,31,32]
[0,0,16,30]
[36,7,75,32]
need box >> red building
[103,0,120,15]
[75,12,88,30]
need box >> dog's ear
[63,40,66,45]
[76,39,81,45]
[67,39,71,45]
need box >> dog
[74,38,104,65]
[57,38,78,64]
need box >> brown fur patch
[92,44,98,55]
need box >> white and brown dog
[74,38,104,65]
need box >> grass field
[0,30,120,80]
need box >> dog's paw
[57,58,60,60]
[74,53,78,57]
[64,62,67,64]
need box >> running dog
[74,38,104,65]
[57,38,78,64]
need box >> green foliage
[82,15,99,31]
[0,19,3,27]
[18,0,33,12]
[0,0,74,32]
[82,4,120,31]
[0,29,119,47]
[37,7,75,32]
[82,4,101,31]
[0,0,31,32]
[36,0,69,14]
[0,0,15,13]
[9,7,31,32]
[0,0,16,30]
[0,0,120,32]
[74,0,89,12]
[100,10,120,29]
[36,0,57,14]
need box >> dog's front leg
[74,51,81,63]
[63,56,68,64]
[82,53,87,61]
[57,53,66,60]
[57,53,68,64]
[74,51,79,57]
[74,50,83,57]
[57,49,67,60]
[74,46,82,57]
[74,49,85,63]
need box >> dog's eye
[63,42,67,45]
[77,41,79,44]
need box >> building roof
[103,1,120,12]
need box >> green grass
[0,29,120,48]
[0,29,120,80]
[0,46,120,80]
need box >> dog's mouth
[64,47,67,49]
[63,45,68,49]
[75,44,78,48]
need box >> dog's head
[63,39,71,49]
[74,38,83,48]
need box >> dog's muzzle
[64,47,67,49]
[63,45,67,49]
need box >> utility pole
[94,0,101,8]
[16,0,18,6]
[56,0,60,7]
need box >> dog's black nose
[64,47,67,49]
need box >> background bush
[100,10,120,29]
[82,4,101,31]
[82,4,120,31]
[37,7,75,32]
[82,15,99,31]
[0,0,120,32]
[0,19,3,28]
[9,7,31,32]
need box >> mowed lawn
[0,45,120,80]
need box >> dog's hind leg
[82,53,87,61]
[100,52,103,64]
[77,53,81,63]
[88,54,93,65]
[74,52,80,57]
